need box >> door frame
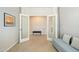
[19,14,58,43]
[20,14,29,43]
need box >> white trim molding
[4,40,18,52]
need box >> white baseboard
[4,40,18,52]
[20,38,29,43]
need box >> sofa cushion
[53,39,77,52]
[63,34,72,44]
[71,37,79,50]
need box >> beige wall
[30,16,47,34]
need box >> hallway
[8,35,57,52]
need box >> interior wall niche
[29,16,47,35]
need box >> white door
[47,16,56,41]
[20,14,29,43]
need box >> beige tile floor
[8,35,57,52]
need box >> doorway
[20,14,57,43]
[29,16,47,40]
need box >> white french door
[20,14,29,43]
[19,14,57,42]
[47,15,57,41]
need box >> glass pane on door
[21,16,28,39]
[48,16,55,38]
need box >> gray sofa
[53,38,78,52]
